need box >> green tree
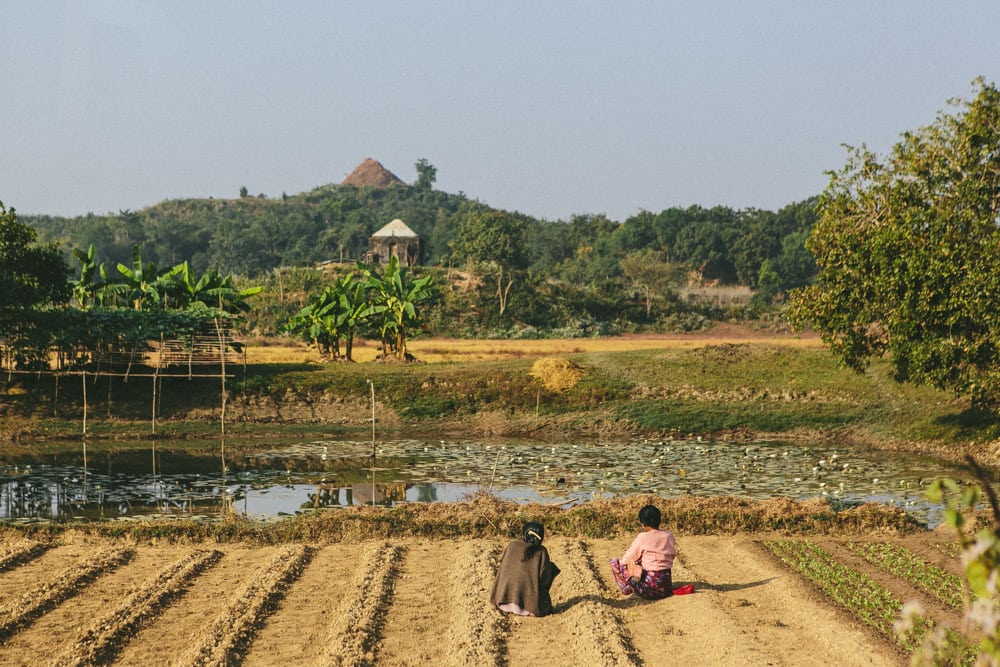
[414,158,437,191]
[0,200,71,339]
[359,255,435,361]
[789,79,1000,407]
[70,244,105,309]
[619,249,687,319]
[160,261,262,315]
[106,245,165,310]
[285,274,365,361]
[450,205,528,316]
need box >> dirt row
[0,533,944,666]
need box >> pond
[0,438,972,527]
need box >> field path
[0,534,944,665]
[631,536,898,666]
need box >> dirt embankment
[1,527,962,666]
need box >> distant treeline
[23,179,817,336]
[26,182,816,288]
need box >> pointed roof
[372,218,418,238]
[341,158,405,188]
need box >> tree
[71,244,103,309]
[788,79,1000,407]
[285,274,365,361]
[160,261,262,315]
[359,255,435,361]
[414,158,437,191]
[450,206,529,316]
[106,245,165,310]
[0,200,71,338]
[619,249,687,319]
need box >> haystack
[529,357,586,393]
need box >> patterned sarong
[610,558,672,599]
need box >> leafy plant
[846,541,965,610]
[764,539,933,651]
[912,458,1000,663]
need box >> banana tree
[70,244,103,309]
[104,245,164,310]
[358,256,435,361]
[159,261,261,314]
[285,274,364,360]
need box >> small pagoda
[367,218,421,267]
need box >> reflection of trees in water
[0,472,240,520]
[306,482,408,508]
[2,479,57,519]
[415,484,437,502]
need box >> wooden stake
[82,371,87,435]
[369,379,375,506]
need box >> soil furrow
[0,534,955,664]
[111,544,272,666]
[820,538,965,632]
[375,539,477,665]
[241,544,358,665]
[316,541,402,667]
[444,539,507,667]
[553,538,640,666]
[0,539,51,572]
[176,544,314,667]
[54,548,223,666]
[0,545,134,641]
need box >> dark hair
[638,504,661,529]
[522,521,545,561]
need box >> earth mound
[341,158,406,188]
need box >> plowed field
[0,531,960,666]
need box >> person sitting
[610,504,676,600]
[490,521,561,616]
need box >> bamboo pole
[368,379,375,506]
[82,371,87,435]
[215,318,227,475]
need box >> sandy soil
[0,530,958,666]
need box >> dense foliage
[1,202,258,370]
[789,79,1000,407]
[0,201,71,333]
[22,160,819,337]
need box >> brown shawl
[490,539,560,616]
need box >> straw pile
[529,357,586,393]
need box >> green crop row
[764,540,930,652]
[846,541,965,610]
[764,540,976,663]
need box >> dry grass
[244,325,822,365]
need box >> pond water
[0,438,972,527]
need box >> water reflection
[0,438,975,525]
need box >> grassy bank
[0,494,924,544]
[3,339,1000,464]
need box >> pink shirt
[621,529,676,572]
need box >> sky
[3,1,1000,223]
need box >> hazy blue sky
[3,1,999,221]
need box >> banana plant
[71,244,103,309]
[358,255,435,361]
